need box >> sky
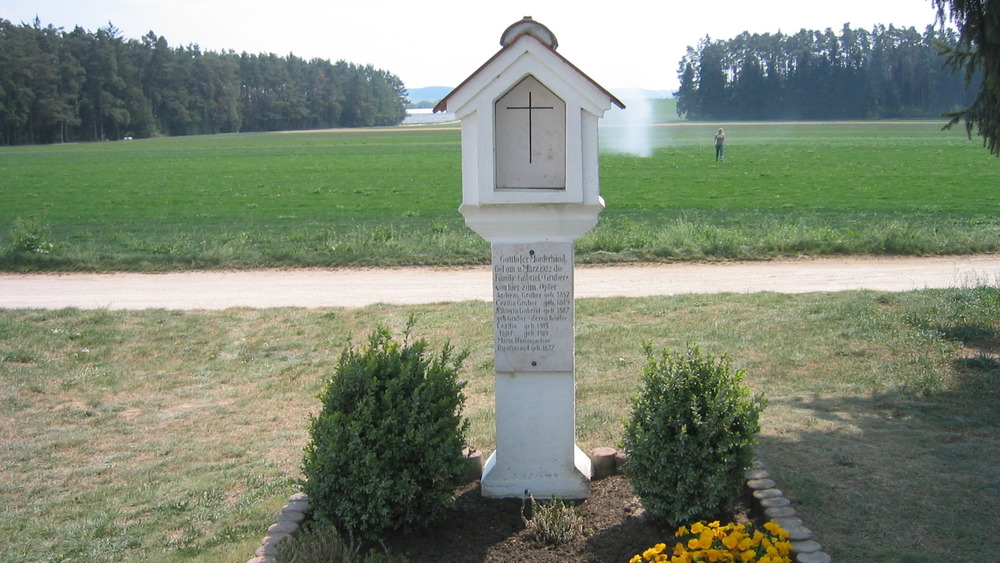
[0,0,943,94]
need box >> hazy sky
[1,0,942,93]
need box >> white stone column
[482,241,590,498]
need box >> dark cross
[506,91,553,163]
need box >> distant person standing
[714,128,726,161]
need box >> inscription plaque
[492,242,574,372]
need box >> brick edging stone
[745,459,832,563]
[246,492,309,563]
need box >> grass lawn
[1,120,998,271]
[1,285,998,561]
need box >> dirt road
[1,255,998,310]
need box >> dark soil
[376,475,754,562]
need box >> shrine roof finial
[500,16,558,49]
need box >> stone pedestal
[482,372,591,498]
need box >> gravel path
[2,255,998,310]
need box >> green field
[2,119,998,271]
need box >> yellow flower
[637,521,795,563]
[764,521,789,540]
[705,548,732,561]
[722,533,739,549]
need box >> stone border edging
[745,460,832,563]
[246,492,309,563]
[247,451,831,563]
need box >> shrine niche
[494,75,566,190]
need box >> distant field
[1,118,998,271]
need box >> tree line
[675,24,978,121]
[0,18,408,145]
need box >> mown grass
[2,285,998,561]
[1,120,998,271]
[594,120,1000,260]
[0,129,477,271]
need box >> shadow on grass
[757,351,1000,561]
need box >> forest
[0,18,408,145]
[1,19,983,145]
[674,24,977,121]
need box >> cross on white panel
[494,75,566,189]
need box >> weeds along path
[2,255,999,310]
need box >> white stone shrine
[434,17,623,499]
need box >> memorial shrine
[435,17,624,499]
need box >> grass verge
[1,285,998,561]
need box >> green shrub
[621,344,765,525]
[521,495,584,546]
[7,217,54,254]
[300,321,469,541]
[275,525,404,563]
[275,525,362,562]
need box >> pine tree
[934,0,1000,156]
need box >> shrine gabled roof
[432,18,625,114]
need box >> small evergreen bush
[275,525,403,563]
[621,344,765,525]
[275,525,362,562]
[521,495,584,546]
[7,217,54,255]
[300,320,469,541]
